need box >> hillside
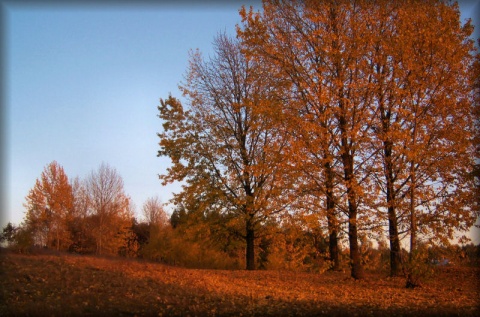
[1,250,479,316]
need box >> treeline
[1,159,479,274]
[0,161,339,270]
[2,162,137,256]
[0,161,364,270]
[157,0,479,284]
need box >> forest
[1,0,479,299]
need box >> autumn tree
[238,0,346,272]
[143,196,169,228]
[391,1,478,286]
[239,0,382,279]
[141,196,170,254]
[158,33,293,270]
[85,163,133,256]
[24,161,74,250]
[68,176,95,253]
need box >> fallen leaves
[0,250,479,316]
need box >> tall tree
[239,0,380,279]
[158,33,292,270]
[361,1,405,276]
[391,0,479,254]
[237,0,344,270]
[24,161,74,250]
[85,163,133,256]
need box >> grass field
[1,249,479,316]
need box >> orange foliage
[24,161,74,250]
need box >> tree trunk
[388,204,401,276]
[378,89,403,276]
[338,100,364,279]
[342,150,365,280]
[246,222,255,270]
[406,165,418,289]
[328,219,340,270]
[325,160,340,271]
[409,160,417,259]
[384,140,402,276]
[347,201,364,279]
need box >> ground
[1,249,479,316]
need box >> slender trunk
[347,199,363,279]
[246,220,255,270]
[325,160,340,270]
[405,160,418,288]
[341,147,364,280]
[384,140,402,276]
[98,227,103,255]
[337,96,364,279]
[409,160,416,259]
[327,213,340,270]
[331,6,363,278]
[377,83,402,276]
[405,116,419,288]
[409,118,418,261]
[387,203,401,275]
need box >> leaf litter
[0,251,478,316]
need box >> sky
[2,1,479,244]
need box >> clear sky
[2,1,479,244]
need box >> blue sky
[4,1,261,225]
[2,1,479,244]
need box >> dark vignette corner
[0,1,8,227]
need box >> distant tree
[142,196,169,228]
[170,206,187,229]
[85,163,133,256]
[23,161,74,250]
[130,219,150,254]
[118,217,142,258]
[68,176,95,253]
[0,222,17,246]
[141,196,170,257]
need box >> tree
[143,196,169,228]
[0,222,18,246]
[238,0,347,272]
[390,1,479,286]
[69,176,95,253]
[85,163,133,256]
[130,219,150,256]
[158,33,293,270]
[170,206,188,229]
[24,161,74,250]
[142,196,170,256]
[239,0,380,279]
